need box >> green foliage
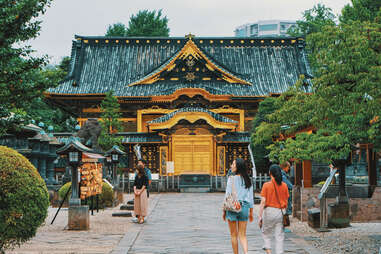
[287,4,336,37]
[26,57,77,132]
[58,182,71,200]
[126,9,169,37]
[58,182,114,209]
[340,0,381,23]
[106,22,127,36]
[0,0,53,136]
[251,97,279,171]
[98,91,123,151]
[253,7,381,163]
[0,146,49,251]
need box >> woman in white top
[223,158,254,254]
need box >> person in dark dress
[133,164,149,224]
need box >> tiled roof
[47,36,312,97]
[222,132,251,143]
[148,107,238,124]
[115,132,162,143]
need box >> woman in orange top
[259,164,289,254]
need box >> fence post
[177,175,180,191]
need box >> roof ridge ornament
[185,33,195,40]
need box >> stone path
[112,193,319,254]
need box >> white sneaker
[131,217,138,223]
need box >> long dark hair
[235,158,252,189]
[137,164,145,177]
[269,164,282,185]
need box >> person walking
[133,164,149,224]
[280,161,293,233]
[223,158,254,254]
[259,164,289,254]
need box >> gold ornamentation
[185,33,195,40]
[126,40,129,43]
[146,40,150,43]
[95,40,99,43]
[116,40,119,43]
[157,40,160,43]
[84,40,89,43]
[186,58,195,67]
[127,39,251,86]
[136,40,140,43]
[185,72,196,81]
[105,40,109,43]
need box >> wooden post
[294,161,303,186]
[367,145,377,187]
[302,160,312,188]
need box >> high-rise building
[235,20,297,37]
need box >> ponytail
[269,164,282,185]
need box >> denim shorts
[226,201,250,222]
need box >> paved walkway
[112,193,318,254]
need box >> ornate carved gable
[128,39,251,86]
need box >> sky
[29,0,352,64]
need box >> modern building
[235,20,297,37]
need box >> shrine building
[46,34,311,177]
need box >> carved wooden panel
[226,144,253,175]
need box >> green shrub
[0,146,49,252]
[58,182,71,200]
[58,182,114,209]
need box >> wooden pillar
[368,145,377,187]
[294,161,303,186]
[302,160,312,188]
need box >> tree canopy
[98,91,123,151]
[126,9,169,37]
[253,4,381,164]
[105,22,127,37]
[0,0,53,136]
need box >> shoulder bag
[272,181,290,227]
[223,176,242,212]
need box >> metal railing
[119,174,271,193]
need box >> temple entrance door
[172,135,213,175]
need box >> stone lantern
[105,145,126,187]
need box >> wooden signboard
[80,159,103,200]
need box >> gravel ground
[253,202,381,254]
[290,218,381,254]
[6,193,151,254]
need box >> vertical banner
[217,146,226,175]
[160,146,168,175]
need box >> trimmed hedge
[58,182,114,209]
[0,146,49,252]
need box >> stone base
[328,202,350,228]
[113,188,124,207]
[68,205,89,230]
[308,208,320,228]
[180,187,210,193]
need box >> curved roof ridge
[148,107,238,124]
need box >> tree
[26,57,77,132]
[340,0,381,23]
[253,12,381,164]
[287,4,336,37]
[0,0,53,136]
[105,22,127,37]
[98,91,123,151]
[250,97,279,172]
[126,9,169,37]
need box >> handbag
[272,181,290,227]
[223,176,242,212]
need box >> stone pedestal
[68,205,89,230]
[328,202,350,228]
